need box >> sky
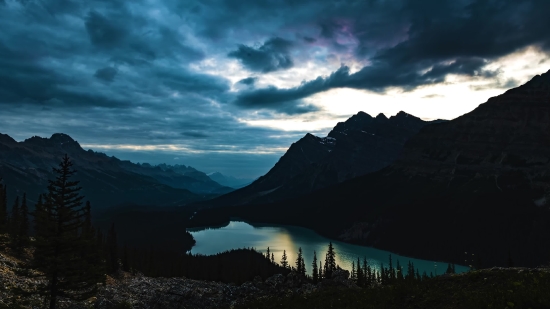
[1,0,550,178]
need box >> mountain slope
[204,111,439,206]
[0,133,228,210]
[191,70,550,268]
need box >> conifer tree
[271,253,275,264]
[266,247,270,259]
[363,257,369,286]
[396,260,403,281]
[33,155,105,309]
[18,193,29,247]
[351,261,356,281]
[280,250,289,268]
[324,242,336,279]
[388,254,395,281]
[356,257,363,286]
[9,196,20,248]
[416,269,421,281]
[446,263,454,274]
[312,251,319,283]
[0,180,7,234]
[295,247,306,275]
[319,261,323,279]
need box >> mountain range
[0,133,232,210]
[201,111,443,206]
[191,69,550,268]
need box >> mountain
[0,133,231,210]
[190,70,550,268]
[203,111,441,206]
[208,172,254,189]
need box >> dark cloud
[85,11,127,50]
[237,77,257,86]
[228,37,293,73]
[94,67,118,82]
[181,131,209,138]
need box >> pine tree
[388,254,395,281]
[18,193,29,247]
[271,253,275,264]
[324,242,336,279]
[0,180,7,234]
[396,260,403,281]
[9,196,20,248]
[295,247,306,276]
[280,250,288,268]
[363,257,369,286]
[319,261,323,279]
[33,155,105,309]
[446,263,454,274]
[266,247,270,259]
[351,261,356,281]
[356,258,363,286]
[312,251,319,283]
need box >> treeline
[267,242,457,287]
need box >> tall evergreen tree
[388,254,395,281]
[0,180,7,234]
[351,261,356,281]
[311,251,319,283]
[18,193,29,247]
[9,196,20,248]
[323,242,336,279]
[33,155,105,309]
[363,257,369,286]
[271,253,275,264]
[356,257,363,286]
[319,261,323,279]
[396,260,403,281]
[295,247,306,275]
[280,250,289,268]
[266,247,270,259]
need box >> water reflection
[189,221,468,276]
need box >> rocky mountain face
[191,70,550,268]
[205,111,439,206]
[0,133,231,210]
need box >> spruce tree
[19,193,29,247]
[351,261,356,281]
[356,258,363,286]
[9,196,20,248]
[295,247,305,275]
[0,180,7,234]
[312,251,319,283]
[271,253,275,264]
[396,260,403,281]
[266,247,270,259]
[33,155,105,309]
[363,257,369,286]
[319,261,323,279]
[280,250,288,268]
[324,242,336,279]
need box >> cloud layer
[0,0,549,177]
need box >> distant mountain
[208,172,254,189]
[203,111,442,206]
[0,133,231,210]
[191,69,550,267]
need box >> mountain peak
[0,133,16,145]
[50,133,76,143]
[375,113,388,120]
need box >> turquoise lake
[188,221,469,276]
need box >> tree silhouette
[312,251,319,283]
[280,250,289,268]
[323,242,336,279]
[0,179,7,234]
[33,155,105,309]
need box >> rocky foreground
[1,248,356,309]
